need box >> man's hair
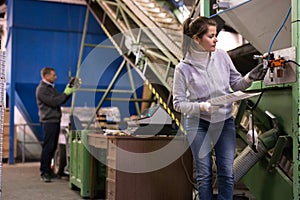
[41,67,55,78]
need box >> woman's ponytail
[182,18,193,59]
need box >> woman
[172,16,264,199]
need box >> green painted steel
[69,131,106,198]
[201,0,211,17]
[233,86,294,199]
[242,158,293,200]
[291,0,300,199]
[71,8,90,115]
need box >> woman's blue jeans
[184,117,236,200]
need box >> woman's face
[196,25,218,52]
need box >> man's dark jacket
[36,81,69,123]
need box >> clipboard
[208,91,261,105]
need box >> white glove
[199,102,219,113]
[247,114,258,147]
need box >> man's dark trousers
[40,122,60,175]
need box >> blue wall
[6,0,143,146]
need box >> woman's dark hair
[182,16,217,58]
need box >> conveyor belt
[89,0,183,88]
[87,0,185,127]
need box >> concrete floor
[2,162,84,200]
[2,162,255,200]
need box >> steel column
[291,0,300,199]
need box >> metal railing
[14,123,43,163]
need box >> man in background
[36,67,74,182]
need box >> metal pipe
[71,7,90,115]
[126,63,140,115]
[22,124,25,163]
[86,60,126,129]
[105,97,155,102]
[76,88,133,93]
[40,0,86,5]
[234,128,278,182]
[234,141,268,182]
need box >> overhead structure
[78,0,186,129]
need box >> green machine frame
[289,0,298,199]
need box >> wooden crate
[3,109,17,160]
[87,134,193,200]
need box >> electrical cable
[267,6,292,61]
[285,60,300,67]
[211,154,218,188]
[180,155,198,190]
[291,19,300,23]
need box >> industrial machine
[213,1,297,200]
[207,0,298,199]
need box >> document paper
[208,91,261,105]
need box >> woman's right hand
[199,102,220,113]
